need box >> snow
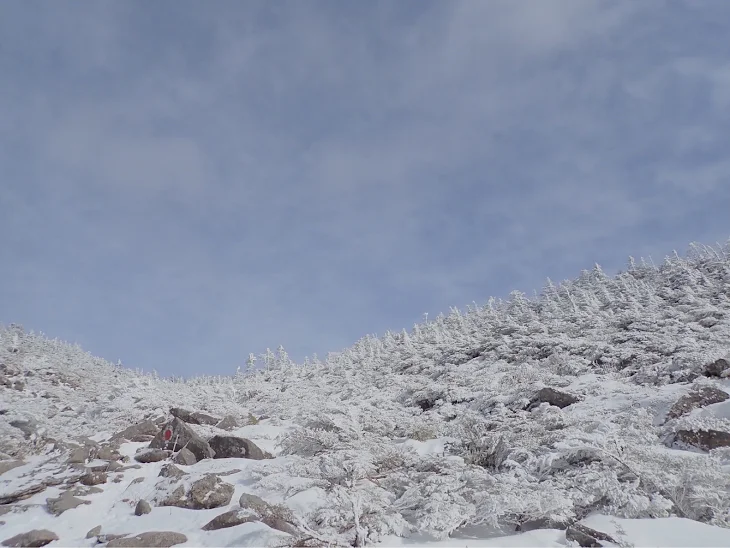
[4,242,730,546]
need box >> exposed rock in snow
[79,471,107,486]
[673,429,730,451]
[526,387,580,410]
[135,499,152,516]
[666,385,729,420]
[215,415,239,431]
[1,529,58,547]
[155,474,235,510]
[170,408,220,426]
[202,508,257,531]
[565,523,617,547]
[703,358,730,378]
[112,420,160,442]
[45,491,91,515]
[158,464,186,479]
[208,435,266,460]
[148,418,215,461]
[172,447,197,466]
[134,449,172,463]
[106,531,187,547]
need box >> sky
[2,0,730,377]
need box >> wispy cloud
[2,0,729,375]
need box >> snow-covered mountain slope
[3,241,730,547]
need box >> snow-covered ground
[3,242,730,546]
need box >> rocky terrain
[3,241,730,546]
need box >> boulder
[170,408,220,426]
[517,516,571,532]
[239,493,271,515]
[70,485,104,497]
[526,388,580,410]
[80,472,107,486]
[149,418,215,461]
[262,516,299,536]
[46,491,91,515]
[112,420,160,442]
[215,415,239,431]
[158,464,186,479]
[202,509,256,531]
[0,460,24,476]
[565,523,617,547]
[96,446,122,461]
[0,483,47,505]
[172,447,197,466]
[157,475,234,510]
[85,526,102,539]
[135,449,172,464]
[135,500,152,516]
[703,358,730,378]
[674,429,730,451]
[9,419,37,439]
[208,435,266,460]
[667,386,729,420]
[2,530,59,547]
[189,475,235,509]
[106,532,187,547]
[130,435,156,443]
[67,448,89,464]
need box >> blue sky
[2,0,729,376]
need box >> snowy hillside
[3,240,730,547]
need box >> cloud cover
[2,0,729,375]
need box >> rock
[0,483,47,505]
[215,415,239,431]
[565,523,617,547]
[170,408,220,426]
[9,419,37,439]
[172,447,197,466]
[107,461,124,472]
[158,464,186,479]
[0,460,24,476]
[149,418,215,461]
[46,491,91,515]
[158,474,234,510]
[135,499,152,516]
[106,532,187,547]
[85,526,102,539]
[674,429,730,451]
[87,461,111,473]
[80,472,108,486]
[67,447,89,464]
[526,387,580,410]
[217,468,241,476]
[262,515,299,536]
[0,508,11,517]
[98,534,129,543]
[208,435,266,460]
[202,509,256,531]
[112,420,160,442]
[703,358,730,378]
[96,446,122,461]
[667,386,729,420]
[130,434,156,443]
[517,517,571,532]
[135,449,172,463]
[239,493,271,515]
[70,485,104,496]
[43,476,65,487]
[2,529,59,547]
[189,475,235,509]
